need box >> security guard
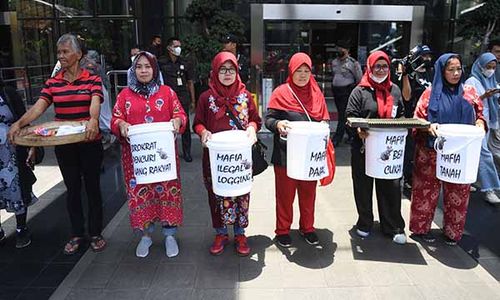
[221,34,249,84]
[159,37,196,162]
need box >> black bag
[225,107,268,176]
[34,147,45,165]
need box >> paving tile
[64,288,103,300]
[0,262,46,288]
[194,263,239,289]
[93,241,129,264]
[150,263,197,289]
[238,289,284,300]
[373,285,424,300]
[191,289,238,300]
[239,260,283,288]
[323,261,370,288]
[361,261,413,286]
[327,287,375,299]
[417,283,471,300]
[75,263,117,289]
[280,262,328,288]
[30,263,75,288]
[106,263,158,290]
[461,284,500,299]
[16,287,56,300]
[0,287,22,300]
[102,288,149,300]
[146,288,194,300]
[282,288,334,299]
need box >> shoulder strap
[225,106,245,130]
[286,84,312,122]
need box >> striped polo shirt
[40,69,103,121]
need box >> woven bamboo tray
[347,117,430,129]
[14,121,88,146]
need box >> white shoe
[356,229,370,238]
[136,236,153,258]
[165,235,179,258]
[392,233,407,245]
[485,190,500,204]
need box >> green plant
[183,0,245,82]
[458,0,500,52]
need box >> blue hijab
[427,53,475,125]
[471,52,498,127]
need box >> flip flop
[90,235,107,253]
[63,237,84,255]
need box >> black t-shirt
[159,56,194,103]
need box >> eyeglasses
[373,64,389,72]
[445,68,462,73]
[219,67,236,74]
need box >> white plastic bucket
[286,121,330,181]
[128,122,177,184]
[206,130,253,197]
[365,128,407,179]
[434,124,484,184]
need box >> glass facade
[0,0,486,102]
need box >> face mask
[370,73,388,83]
[171,46,181,56]
[482,68,495,78]
[130,55,137,63]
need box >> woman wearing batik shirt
[111,51,187,258]
[9,33,105,255]
[193,51,261,257]
[410,53,486,246]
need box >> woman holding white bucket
[193,52,261,256]
[410,53,486,246]
[465,53,500,204]
[265,52,330,248]
[345,50,407,245]
[111,51,187,258]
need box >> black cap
[222,34,238,44]
[336,39,351,49]
[419,45,432,55]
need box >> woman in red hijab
[265,52,329,248]
[193,52,261,256]
[345,50,407,244]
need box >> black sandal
[63,237,84,255]
[90,235,107,253]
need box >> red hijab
[268,52,329,121]
[208,51,246,119]
[358,51,394,118]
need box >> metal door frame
[251,4,425,102]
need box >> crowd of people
[1,32,500,260]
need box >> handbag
[225,107,269,176]
[287,84,336,185]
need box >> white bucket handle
[433,133,482,154]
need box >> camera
[393,45,432,79]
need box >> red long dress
[111,85,187,231]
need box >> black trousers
[180,100,191,155]
[403,130,415,185]
[350,146,405,235]
[332,85,354,142]
[55,141,103,237]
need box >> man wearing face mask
[400,45,434,191]
[159,37,196,162]
[331,40,362,146]
[147,35,163,58]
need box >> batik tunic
[0,97,37,214]
[111,85,187,231]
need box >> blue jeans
[478,130,500,192]
[215,226,245,235]
[145,224,177,236]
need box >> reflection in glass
[17,0,54,18]
[97,0,134,16]
[55,0,94,17]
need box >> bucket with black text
[206,130,253,197]
[365,128,407,179]
[128,122,177,184]
[434,124,484,184]
[286,121,330,181]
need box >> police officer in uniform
[159,37,196,162]
[331,40,362,146]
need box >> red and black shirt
[39,69,103,121]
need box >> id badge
[391,105,398,118]
[177,77,183,86]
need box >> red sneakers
[210,234,229,255]
[234,234,251,256]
